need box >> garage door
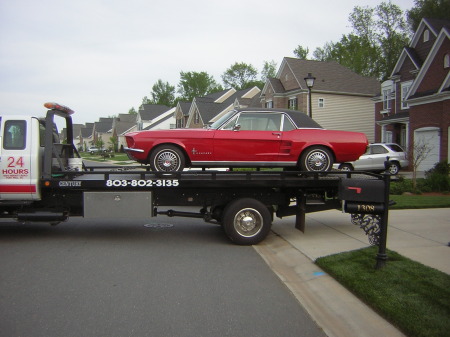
[414,127,440,171]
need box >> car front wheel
[299,146,333,172]
[385,162,400,175]
[339,163,353,171]
[150,145,185,172]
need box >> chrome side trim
[191,161,296,167]
[124,147,145,153]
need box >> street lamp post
[304,73,316,118]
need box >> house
[181,87,261,128]
[113,113,137,152]
[374,18,450,171]
[143,107,176,130]
[174,102,192,128]
[261,57,380,142]
[137,104,172,130]
[93,118,115,150]
[80,123,94,151]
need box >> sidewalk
[254,208,449,337]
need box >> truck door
[0,118,37,201]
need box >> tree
[261,60,277,82]
[141,96,150,105]
[222,62,258,90]
[128,107,137,115]
[150,79,176,107]
[109,136,118,153]
[310,1,410,80]
[409,138,433,190]
[407,0,450,32]
[178,71,222,101]
[293,45,309,59]
[375,2,411,80]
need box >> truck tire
[299,146,333,172]
[222,198,272,245]
[150,145,185,172]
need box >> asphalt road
[0,216,326,337]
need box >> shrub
[424,161,450,192]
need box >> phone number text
[106,179,179,187]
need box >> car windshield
[209,110,238,129]
[386,144,405,152]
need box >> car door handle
[272,132,281,138]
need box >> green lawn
[390,194,450,209]
[316,247,450,337]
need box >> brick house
[374,18,450,171]
[261,57,380,142]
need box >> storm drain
[144,223,174,231]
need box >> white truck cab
[1,103,75,202]
[0,115,42,201]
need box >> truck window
[3,120,26,150]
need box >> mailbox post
[339,174,391,269]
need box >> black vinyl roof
[235,108,322,129]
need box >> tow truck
[0,103,391,258]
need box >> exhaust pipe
[17,211,68,222]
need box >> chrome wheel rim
[233,208,263,238]
[307,151,329,171]
[155,150,180,171]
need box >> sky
[1,0,415,128]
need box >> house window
[265,101,273,108]
[194,112,200,124]
[383,88,392,110]
[424,29,429,42]
[401,81,412,110]
[385,131,393,143]
[444,54,450,68]
[381,80,393,112]
[288,97,297,110]
[318,98,324,108]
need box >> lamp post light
[304,73,316,118]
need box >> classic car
[333,143,408,175]
[124,108,368,172]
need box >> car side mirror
[233,124,241,131]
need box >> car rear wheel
[339,163,353,171]
[299,146,333,172]
[150,145,185,172]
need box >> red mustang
[124,108,368,172]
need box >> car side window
[221,115,239,130]
[371,145,388,154]
[235,113,282,131]
[282,116,296,131]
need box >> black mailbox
[339,178,385,202]
[339,178,386,214]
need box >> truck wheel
[299,146,333,172]
[222,198,272,245]
[150,145,185,172]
